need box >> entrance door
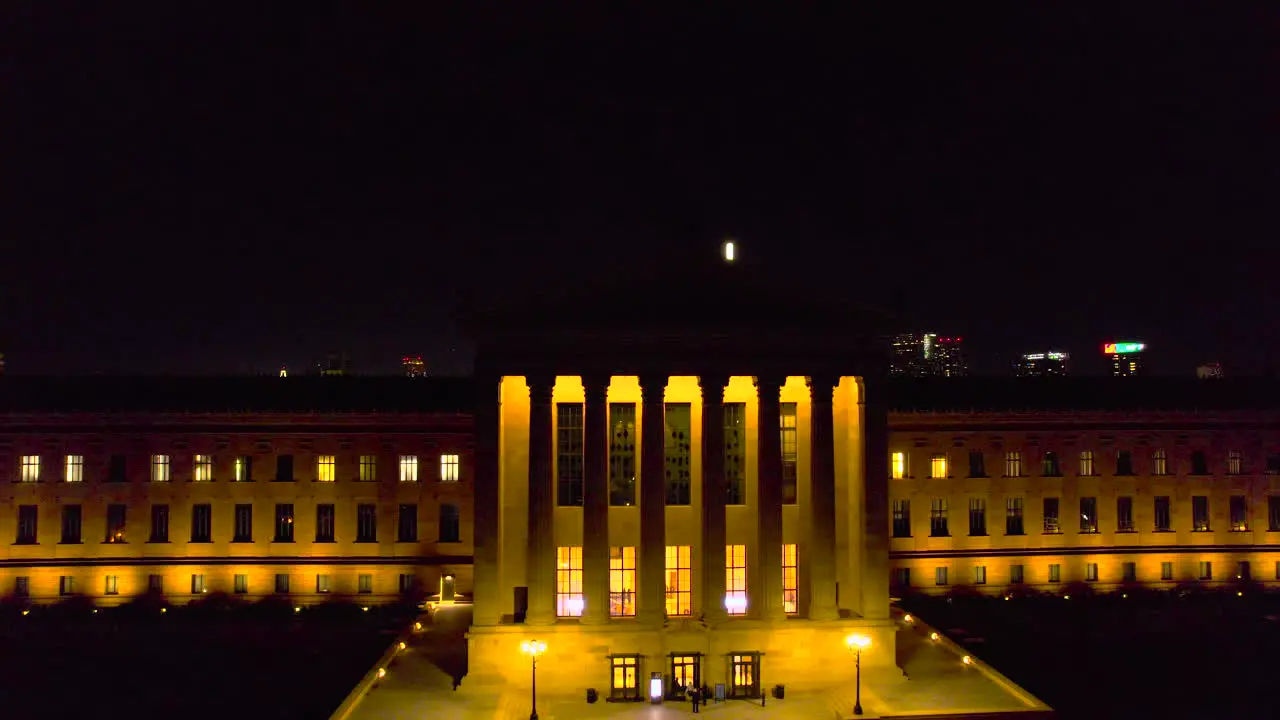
[730,653,760,698]
[610,655,641,701]
[671,655,699,695]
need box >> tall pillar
[807,374,840,621]
[581,375,611,624]
[700,374,729,625]
[525,375,556,626]
[472,373,502,626]
[754,375,785,621]
[861,374,891,620]
[638,374,668,625]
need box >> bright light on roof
[722,240,736,262]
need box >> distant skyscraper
[1104,341,1145,377]
[1196,362,1223,379]
[317,353,352,376]
[891,333,967,377]
[403,356,426,378]
[1015,351,1070,377]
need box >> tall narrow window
[1191,450,1209,475]
[275,574,290,594]
[1117,496,1134,532]
[275,455,294,482]
[234,456,252,482]
[439,503,460,542]
[780,403,798,504]
[1049,564,1061,583]
[1154,496,1172,531]
[190,504,212,542]
[1192,496,1210,531]
[665,545,691,616]
[61,505,82,543]
[610,656,640,701]
[151,454,170,482]
[358,455,376,481]
[974,566,987,585]
[397,504,418,542]
[930,453,948,479]
[316,574,331,594]
[725,544,747,615]
[930,499,949,536]
[782,544,798,614]
[1010,564,1024,584]
[968,450,986,478]
[16,506,37,544]
[968,498,987,536]
[105,504,126,543]
[609,546,636,617]
[193,454,213,482]
[557,403,584,506]
[609,404,637,506]
[60,576,75,596]
[1152,449,1168,476]
[399,455,418,482]
[1004,451,1022,477]
[1043,497,1060,533]
[20,455,41,482]
[1199,561,1212,581]
[724,403,746,505]
[892,499,911,537]
[1116,450,1134,476]
[108,455,126,483]
[891,452,907,479]
[1080,497,1098,533]
[316,455,335,482]
[1078,450,1095,477]
[1042,451,1061,476]
[150,504,169,542]
[1122,562,1136,583]
[1269,496,1280,532]
[440,454,460,482]
[1227,450,1243,476]
[65,455,84,483]
[664,403,692,505]
[315,504,335,542]
[274,504,294,542]
[935,567,948,586]
[556,546,584,617]
[357,574,372,594]
[1086,563,1099,582]
[1230,496,1248,531]
[104,575,118,595]
[191,574,206,594]
[1005,497,1024,535]
[233,504,253,542]
[356,503,377,542]
[1161,562,1174,581]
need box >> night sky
[4,5,1272,377]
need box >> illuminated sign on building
[1103,342,1145,355]
[1023,352,1068,361]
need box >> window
[730,653,760,698]
[1080,497,1098,533]
[610,655,640,701]
[665,545,691,616]
[1238,561,1251,581]
[724,403,746,505]
[316,504,335,542]
[893,567,911,588]
[359,455,376,481]
[316,574,331,594]
[1269,454,1280,474]
[782,544,798,614]
[234,456,252,482]
[1230,496,1248,531]
[891,451,907,479]
[440,453,460,482]
[16,506,37,544]
[1199,561,1212,581]
[609,403,637,506]
[20,455,40,482]
[609,546,636,617]
[968,450,986,478]
[15,577,30,598]
[1043,497,1060,533]
[191,573,207,595]
[1004,451,1022,477]
[190,504,212,542]
[930,499,949,536]
[1161,562,1174,581]
[61,505,82,544]
[150,504,169,542]
[1006,497,1024,535]
[399,573,415,593]
[234,574,248,594]
[316,455,335,482]
[358,574,373,594]
[1010,564,1024,584]
[60,576,75,596]
[148,574,163,593]
[892,499,911,537]
[1191,450,1209,476]
[1154,496,1172,531]
[233,504,252,542]
[65,455,84,483]
[275,455,294,482]
[1122,562,1136,583]
[930,453,948,479]
[664,403,692,505]
[274,504,294,542]
[968,498,987,536]
[356,504,377,542]
[105,504,126,543]
[398,455,418,483]
[1192,496,1210,531]
[557,403,584,506]
[1227,450,1243,475]
[1270,497,1280,532]
[1117,496,1134,532]
[438,503,460,543]
[1116,450,1133,476]
[1086,563,1098,582]
[275,573,290,594]
[108,455,126,483]
[1152,449,1168,476]
[935,567,949,586]
[1049,564,1061,583]
[194,454,213,482]
[1042,451,1061,477]
[1078,450,1095,477]
[397,504,418,543]
[726,544,747,615]
[781,403,798,504]
[556,546,584,617]
[974,566,987,585]
[671,655,699,696]
[151,454,170,482]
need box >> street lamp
[520,639,547,720]
[845,633,871,716]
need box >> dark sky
[3,5,1273,377]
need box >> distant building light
[722,239,736,262]
[1103,342,1145,355]
[279,366,288,378]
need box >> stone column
[638,374,668,625]
[861,374,891,621]
[581,375,611,624]
[700,374,729,624]
[525,375,556,626]
[754,375,785,621]
[472,373,503,626]
[807,374,839,621]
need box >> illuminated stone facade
[0,378,474,606]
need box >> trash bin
[586,688,598,704]
[773,684,785,700]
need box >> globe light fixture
[845,633,872,715]
[521,640,548,720]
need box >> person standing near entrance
[691,686,700,713]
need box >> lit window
[151,455,170,482]
[610,655,640,701]
[665,545,691,616]
[316,574,331,594]
[359,455,376,482]
[782,544,798,614]
[1048,564,1061,583]
[104,575,118,595]
[64,455,83,483]
[556,546,584,617]
[316,455,336,483]
[1230,496,1248,531]
[726,544,747,615]
[1227,450,1243,476]
[974,566,987,585]
[609,546,636,617]
[234,456,252,482]
[930,453,948,479]
[1152,449,1168,476]
[891,452,907,479]
[20,455,40,483]
[780,403,798,504]
[1078,450,1095,476]
[440,454,460,483]
[234,574,248,594]
[1086,563,1098,582]
[399,455,419,482]
[193,454,213,482]
[191,574,205,594]
[1004,451,1022,477]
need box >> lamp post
[845,633,871,716]
[520,639,547,720]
